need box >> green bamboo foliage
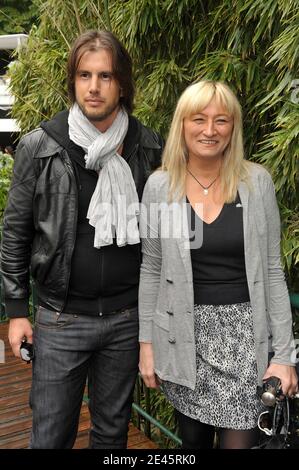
[8,0,299,288]
[0,153,14,221]
[0,0,39,35]
[9,0,107,131]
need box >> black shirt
[188,194,250,305]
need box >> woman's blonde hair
[161,80,250,201]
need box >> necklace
[187,168,219,195]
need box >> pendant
[203,189,208,195]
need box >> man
[1,30,163,449]
[4,145,14,157]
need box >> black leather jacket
[1,114,163,318]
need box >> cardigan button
[168,336,176,344]
[166,310,173,316]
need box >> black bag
[253,397,290,449]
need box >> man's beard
[79,101,120,123]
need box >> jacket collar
[38,110,161,161]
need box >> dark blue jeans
[30,306,139,449]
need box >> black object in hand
[261,376,282,407]
[20,341,34,363]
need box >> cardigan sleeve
[138,175,162,343]
[261,171,296,366]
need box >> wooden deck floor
[0,322,156,449]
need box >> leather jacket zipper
[60,150,79,312]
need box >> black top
[188,194,250,305]
[63,155,141,315]
[40,113,141,315]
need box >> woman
[138,81,298,449]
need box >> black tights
[175,410,259,449]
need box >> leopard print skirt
[162,302,262,430]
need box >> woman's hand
[139,342,161,388]
[263,363,298,397]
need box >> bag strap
[272,397,290,439]
[258,397,290,439]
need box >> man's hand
[139,342,161,388]
[8,318,33,358]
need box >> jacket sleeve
[138,175,162,342]
[1,136,37,318]
[261,172,296,366]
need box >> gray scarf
[68,103,140,248]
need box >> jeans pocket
[35,306,75,330]
[121,306,138,323]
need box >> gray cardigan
[139,163,295,389]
